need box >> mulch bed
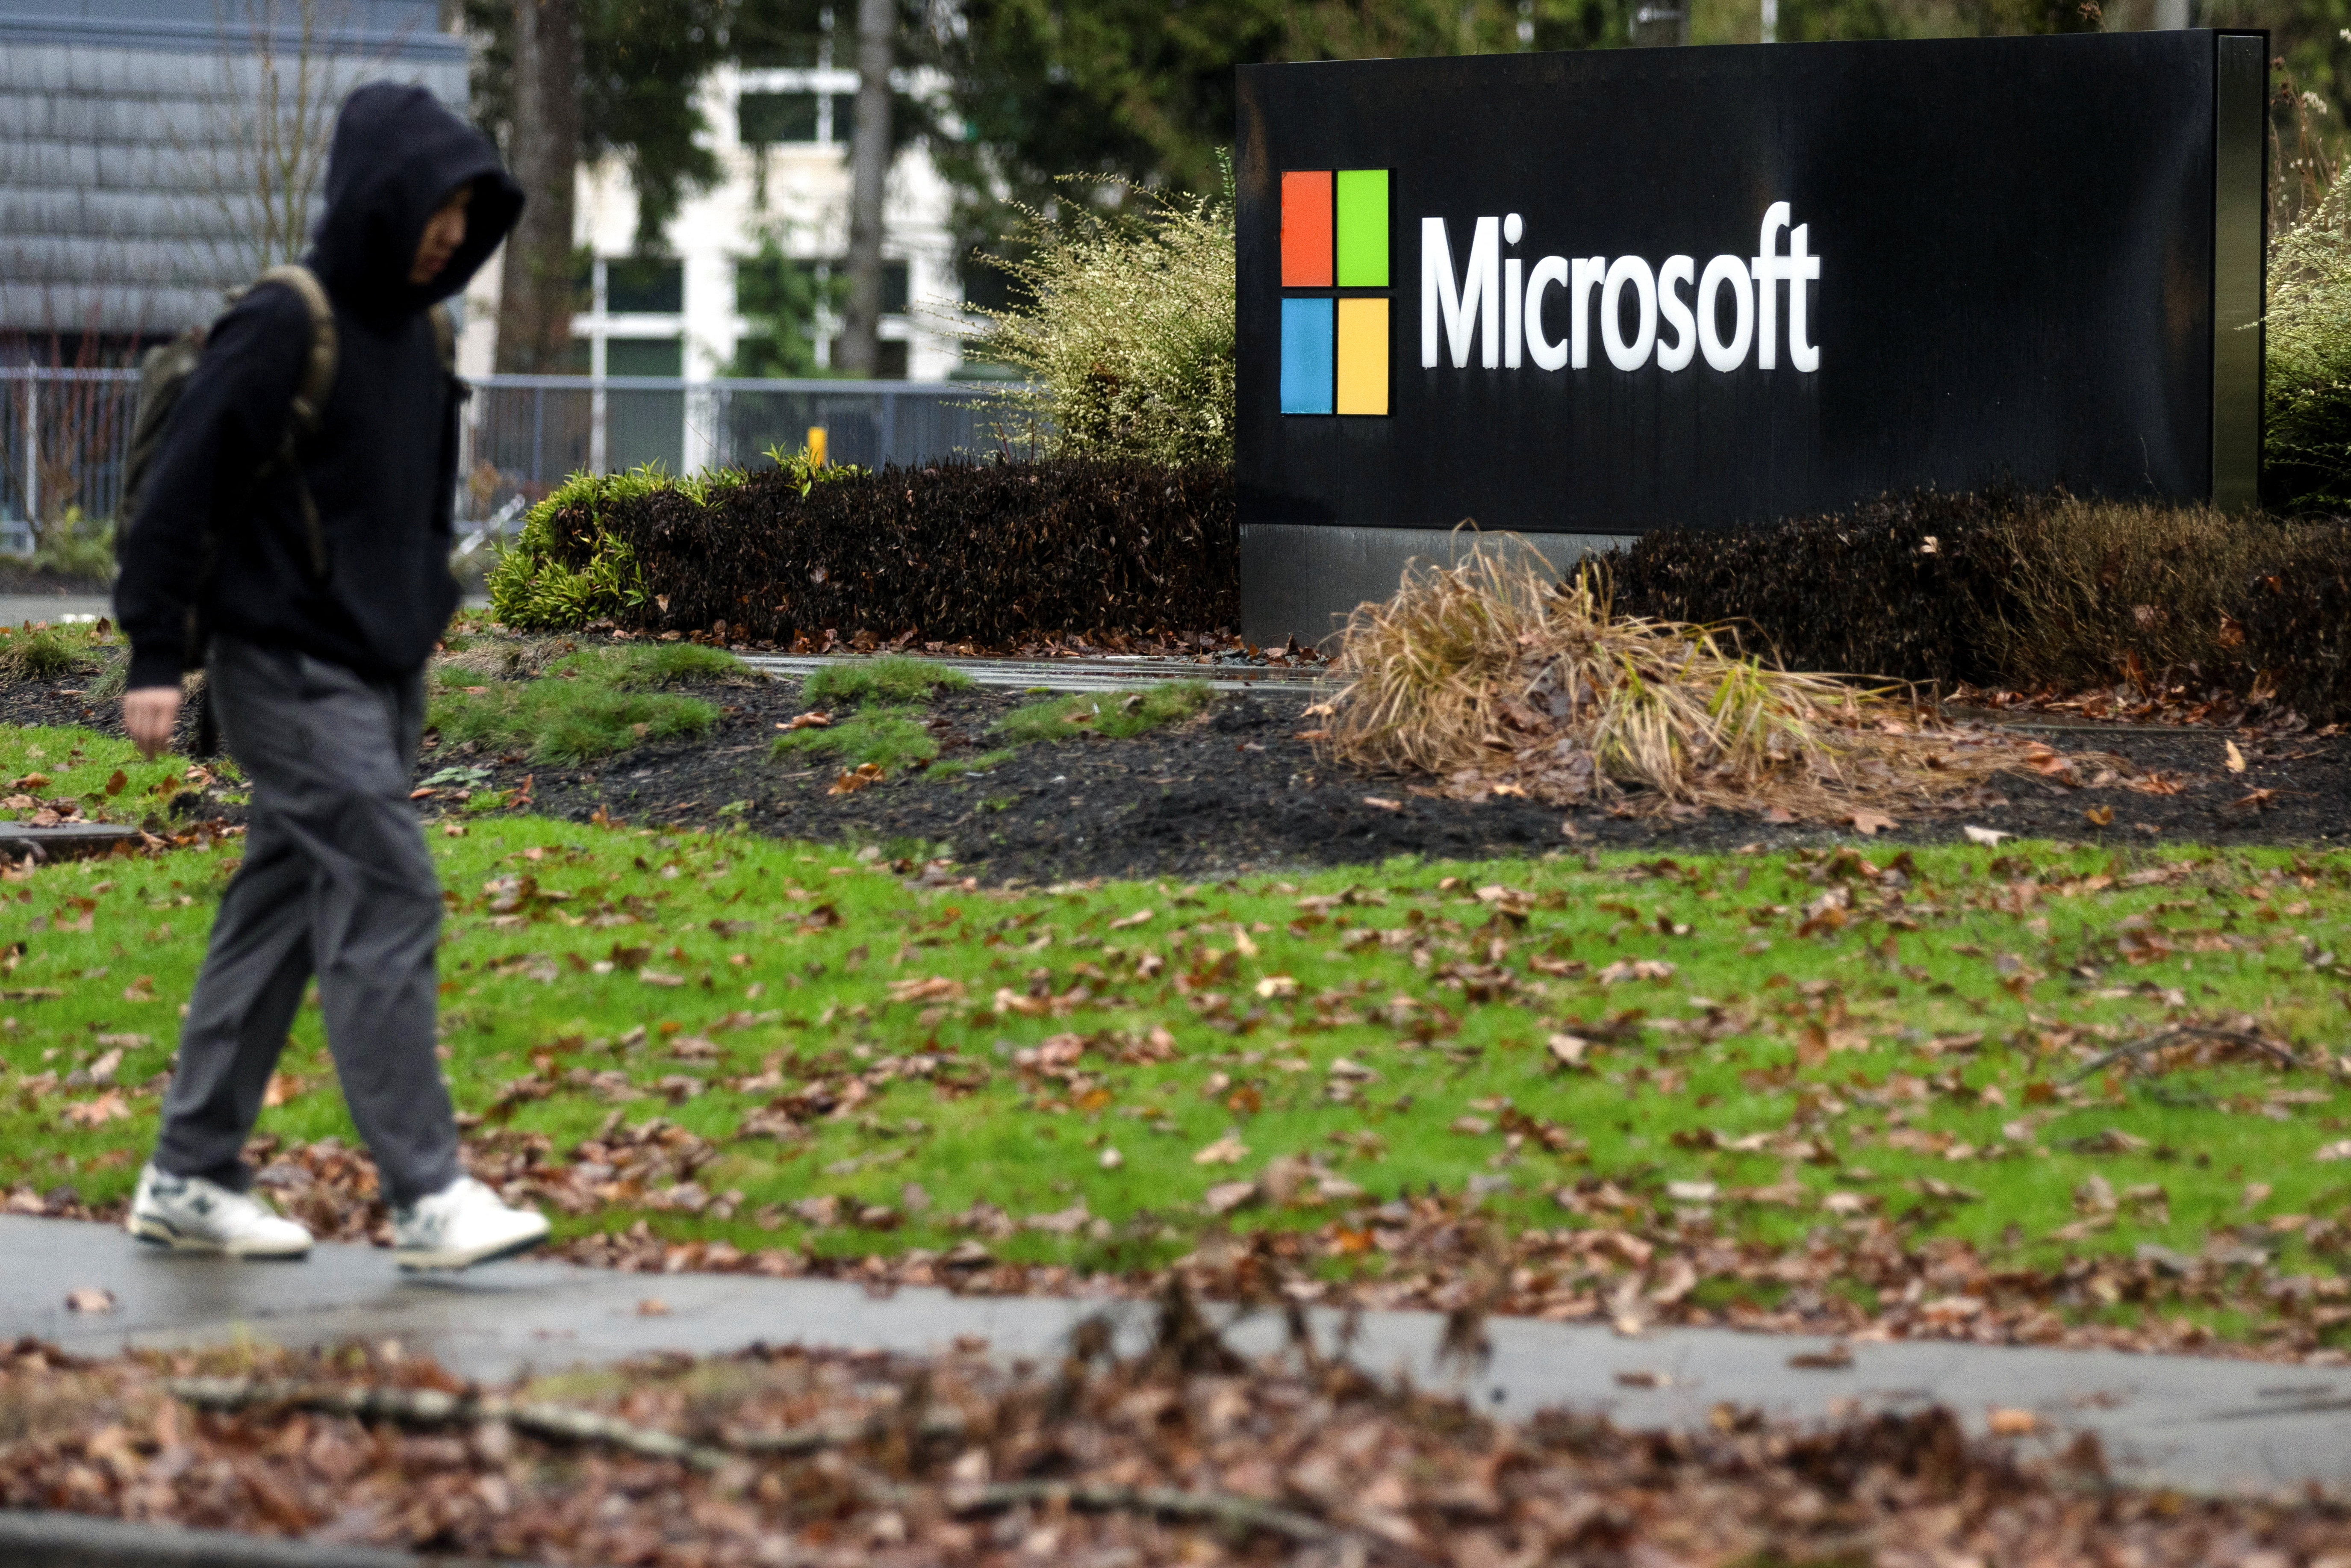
[6,657,2349,882]
[5,1317,2351,1565]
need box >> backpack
[122,265,456,581]
[120,266,453,755]
[124,265,337,558]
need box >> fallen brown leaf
[1615,1368,1679,1388]
[1201,1181,1260,1217]
[60,1091,130,1128]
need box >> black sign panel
[1235,32,2267,536]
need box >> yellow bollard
[806,425,827,468]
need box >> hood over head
[309,82,524,315]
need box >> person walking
[112,83,550,1271]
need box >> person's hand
[123,686,182,760]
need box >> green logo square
[1335,169,1388,289]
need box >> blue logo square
[1280,298,1335,415]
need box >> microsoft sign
[1237,32,2268,643]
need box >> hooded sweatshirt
[116,83,524,691]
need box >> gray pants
[151,636,460,1206]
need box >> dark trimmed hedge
[530,457,1237,644]
[1605,490,2351,720]
[1602,491,2029,688]
[2236,536,2351,721]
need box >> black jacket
[117,83,524,691]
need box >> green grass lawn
[6,720,2351,1343]
[0,724,238,823]
[775,663,1211,778]
[993,680,1215,744]
[427,643,742,766]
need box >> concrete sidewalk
[6,1214,2348,1497]
[0,594,109,624]
[742,652,1329,697]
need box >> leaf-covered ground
[14,1325,2341,1567]
[5,717,2351,1357]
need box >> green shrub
[2266,178,2351,513]
[993,680,1213,744]
[513,456,1235,644]
[961,167,1235,466]
[801,655,973,705]
[26,512,114,582]
[485,471,654,631]
[486,454,860,632]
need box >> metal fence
[0,367,1022,552]
[457,377,1026,530]
[0,365,139,553]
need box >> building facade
[553,52,967,388]
[0,0,466,357]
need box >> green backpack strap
[254,264,338,442]
[250,264,339,584]
[429,302,456,375]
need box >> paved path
[743,652,1329,697]
[6,1216,2350,1497]
[0,595,495,628]
[0,594,109,624]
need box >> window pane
[820,259,911,315]
[739,91,822,145]
[828,339,909,379]
[607,259,684,315]
[607,337,684,377]
[736,0,828,65]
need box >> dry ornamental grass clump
[1324,545,2092,820]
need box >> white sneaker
[126,1164,313,1259]
[390,1176,550,1271]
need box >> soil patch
[5,657,2349,879]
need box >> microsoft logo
[1279,168,1389,416]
